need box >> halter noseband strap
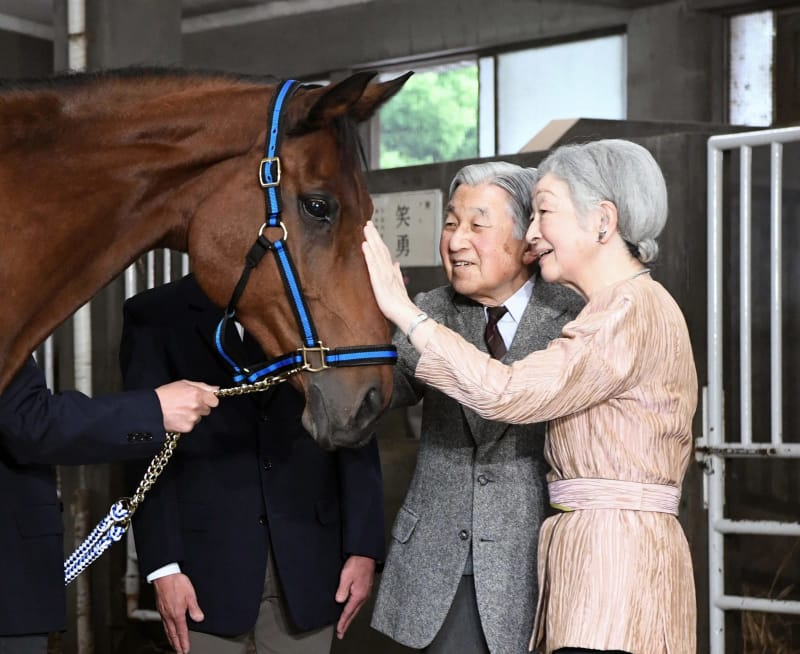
[215,79,398,385]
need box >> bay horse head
[0,69,411,450]
[189,72,412,449]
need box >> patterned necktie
[484,305,508,360]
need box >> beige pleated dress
[415,275,697,654]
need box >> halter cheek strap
[215,79,397,384]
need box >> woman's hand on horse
[155,380,219,434]
[362,221,421,330]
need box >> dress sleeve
[415,290,650,424]
[389,291,436,409]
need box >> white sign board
[371,189,443,267]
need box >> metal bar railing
[704,125,800,654]
[705,136,726,654]
[696,443,800,457]
[739,146,752,445]
[716,596,800,616]
[715,519,800,537]
[769,142,783,446]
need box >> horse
[0,68,412,449]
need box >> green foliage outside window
[379,65,478,168]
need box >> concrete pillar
[627,1,726,123]
[54,0,181,71]
[0,30,51,78]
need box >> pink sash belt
[548,477,680,515]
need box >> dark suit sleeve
[120,299,185,575]
[337,437,385,564]
[0,357,165,465]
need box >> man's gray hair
[537,139,667,263]
[449,162,537,240]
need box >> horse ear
[294,71,413,132]
[349,71,414,123]
[297,71,378,132]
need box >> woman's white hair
[537,139,667,263]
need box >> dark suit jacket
[0,358,165,635]
[120,274,385,636]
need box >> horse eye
[302,197,330,220]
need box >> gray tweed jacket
[371,278,583,654]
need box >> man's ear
[521,241,537,265]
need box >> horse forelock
[333,116,369,171]
[287,115,368,172]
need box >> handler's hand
[334,555,376,640]
[155,380,219,433]
[153,573,205,654]
[361,221,418,328]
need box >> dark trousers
[424,575,489,654]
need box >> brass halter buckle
[259,156,281,188]
[299,342,330,372]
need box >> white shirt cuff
[146,562,182,583]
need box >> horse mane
[0,67,367,165]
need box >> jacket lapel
[185,276,276,410]
[184,279,250,387]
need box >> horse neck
[0,75,269,387]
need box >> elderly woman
[362,139,697,654]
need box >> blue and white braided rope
[64,500,130,586]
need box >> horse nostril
[355,386,383,428]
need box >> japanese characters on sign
[371,189,443,267]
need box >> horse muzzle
[303,375,386,450]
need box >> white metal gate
[699,126,800,652]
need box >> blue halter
[215,79,397,384]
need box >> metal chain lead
[127,367,304,514]
[64,367,304,585]
[122,368,303,522]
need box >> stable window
[729,10,774,126]
[376,61,479,168]
[372,32,626,169]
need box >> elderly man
[370,162,583,653]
